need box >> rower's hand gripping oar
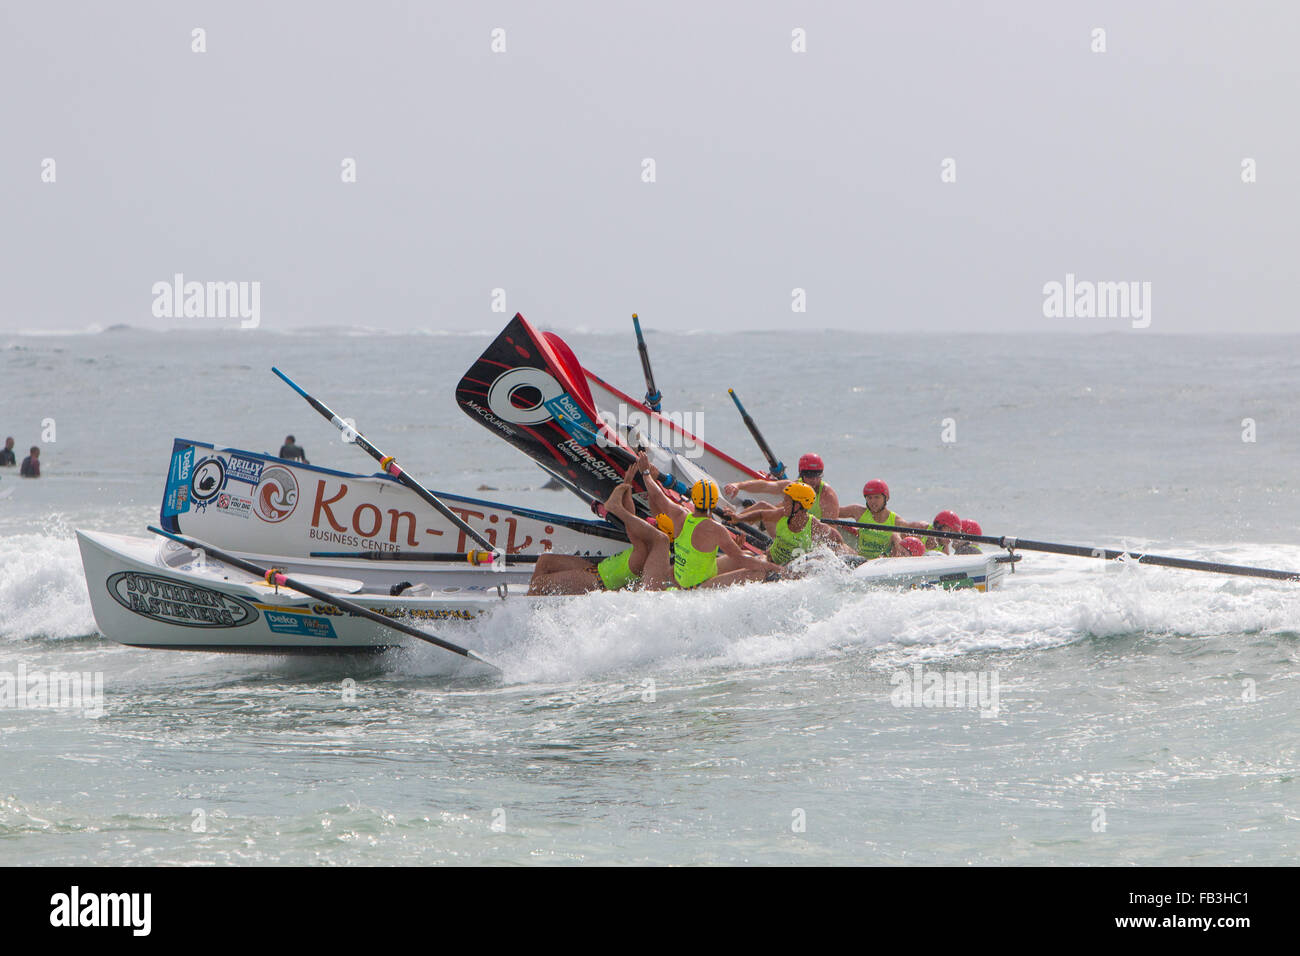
[821,519,1300,583]
[271,367,503,563]
[727,388,786,479]
[632,313,662,414]
[147,526,501,671]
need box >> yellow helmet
[690,479,719,511]
[655,512,676,537]
[784,480,817,510]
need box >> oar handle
[727,388,785,479]
[271,367,499,555]
[632,313,662,413]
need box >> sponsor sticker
[106,572,259,628]
[264,610,337,639]
[215,493,252,518]
[190,456,226,503]
[253,465,298,523]
[162,445,197,517]
[226,454,264,486]
[543,393,600,446]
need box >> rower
[924,511,963,555]
[897,536,927,557]
[733,481,847,566]
[954,519,984,555]
[640,461,774,589]
[835,479,929,559]
[723,453,840,519]
[527,459,672,594]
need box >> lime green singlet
[808,483,823,519]
[769,515,813,565]
[672,514,719,589]
[596,547,639,590]
[856,510,897,559]
[924,524,945,552]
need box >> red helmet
[862,479,889,499]
[961,519,982,535]
[899,535,925,557]
[933,510,961,531]
[798,453,824,473]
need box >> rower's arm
[735,501,780,523]
[713,522,770,570]
[723,478,788,497]
[811,518,852,552]
[837,503,866,520]
[639,455,688,525]
[820,485,840,520]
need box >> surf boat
[77,529,1014,657]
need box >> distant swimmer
[279,436,308,464]
[723,453,840,520]
[954,519,984,555]
[639,459,774,589]
[528,459,673,595]
[20,446,40,478]
[924,511,963,555]
[835,480,930,559]
[0,437,15,467]
[733,481,848,567]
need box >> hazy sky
[2,1,1297,333]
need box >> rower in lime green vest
[733,481,848,566]
[924,510,963,555]
[724,453,840,519]
[636,454,776,589]
[527,459,674,594]
[834,480,930,558]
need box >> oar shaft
[822,519,1300,583]
[310,550,540,564]
[271,367,497,554]
[728,388,786,479]
[147,526,499,667]
[632,314,662,413]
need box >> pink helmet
[933,510,961,531]
[862,479,889,499]
[899,535,925,557]
[961,519,982,535]
[798,453,824,473]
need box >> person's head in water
[284,435,296,446]
[29,446,39,458]
[3,438,12,451]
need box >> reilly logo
[50,886,151,936]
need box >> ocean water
[1,327,1298,865]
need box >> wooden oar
[820,519,1300,582]
[147,526,501,670]
[632,313,662,413]
[311,550,541,564]
[271,367,500,559]
[727,388,786,479]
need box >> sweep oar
[311,550,541,563]
[632,313,662,413]
[271,367,500,558]
[820,519,1300,582]
[727,388,786,479]
[147,526,501,670]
